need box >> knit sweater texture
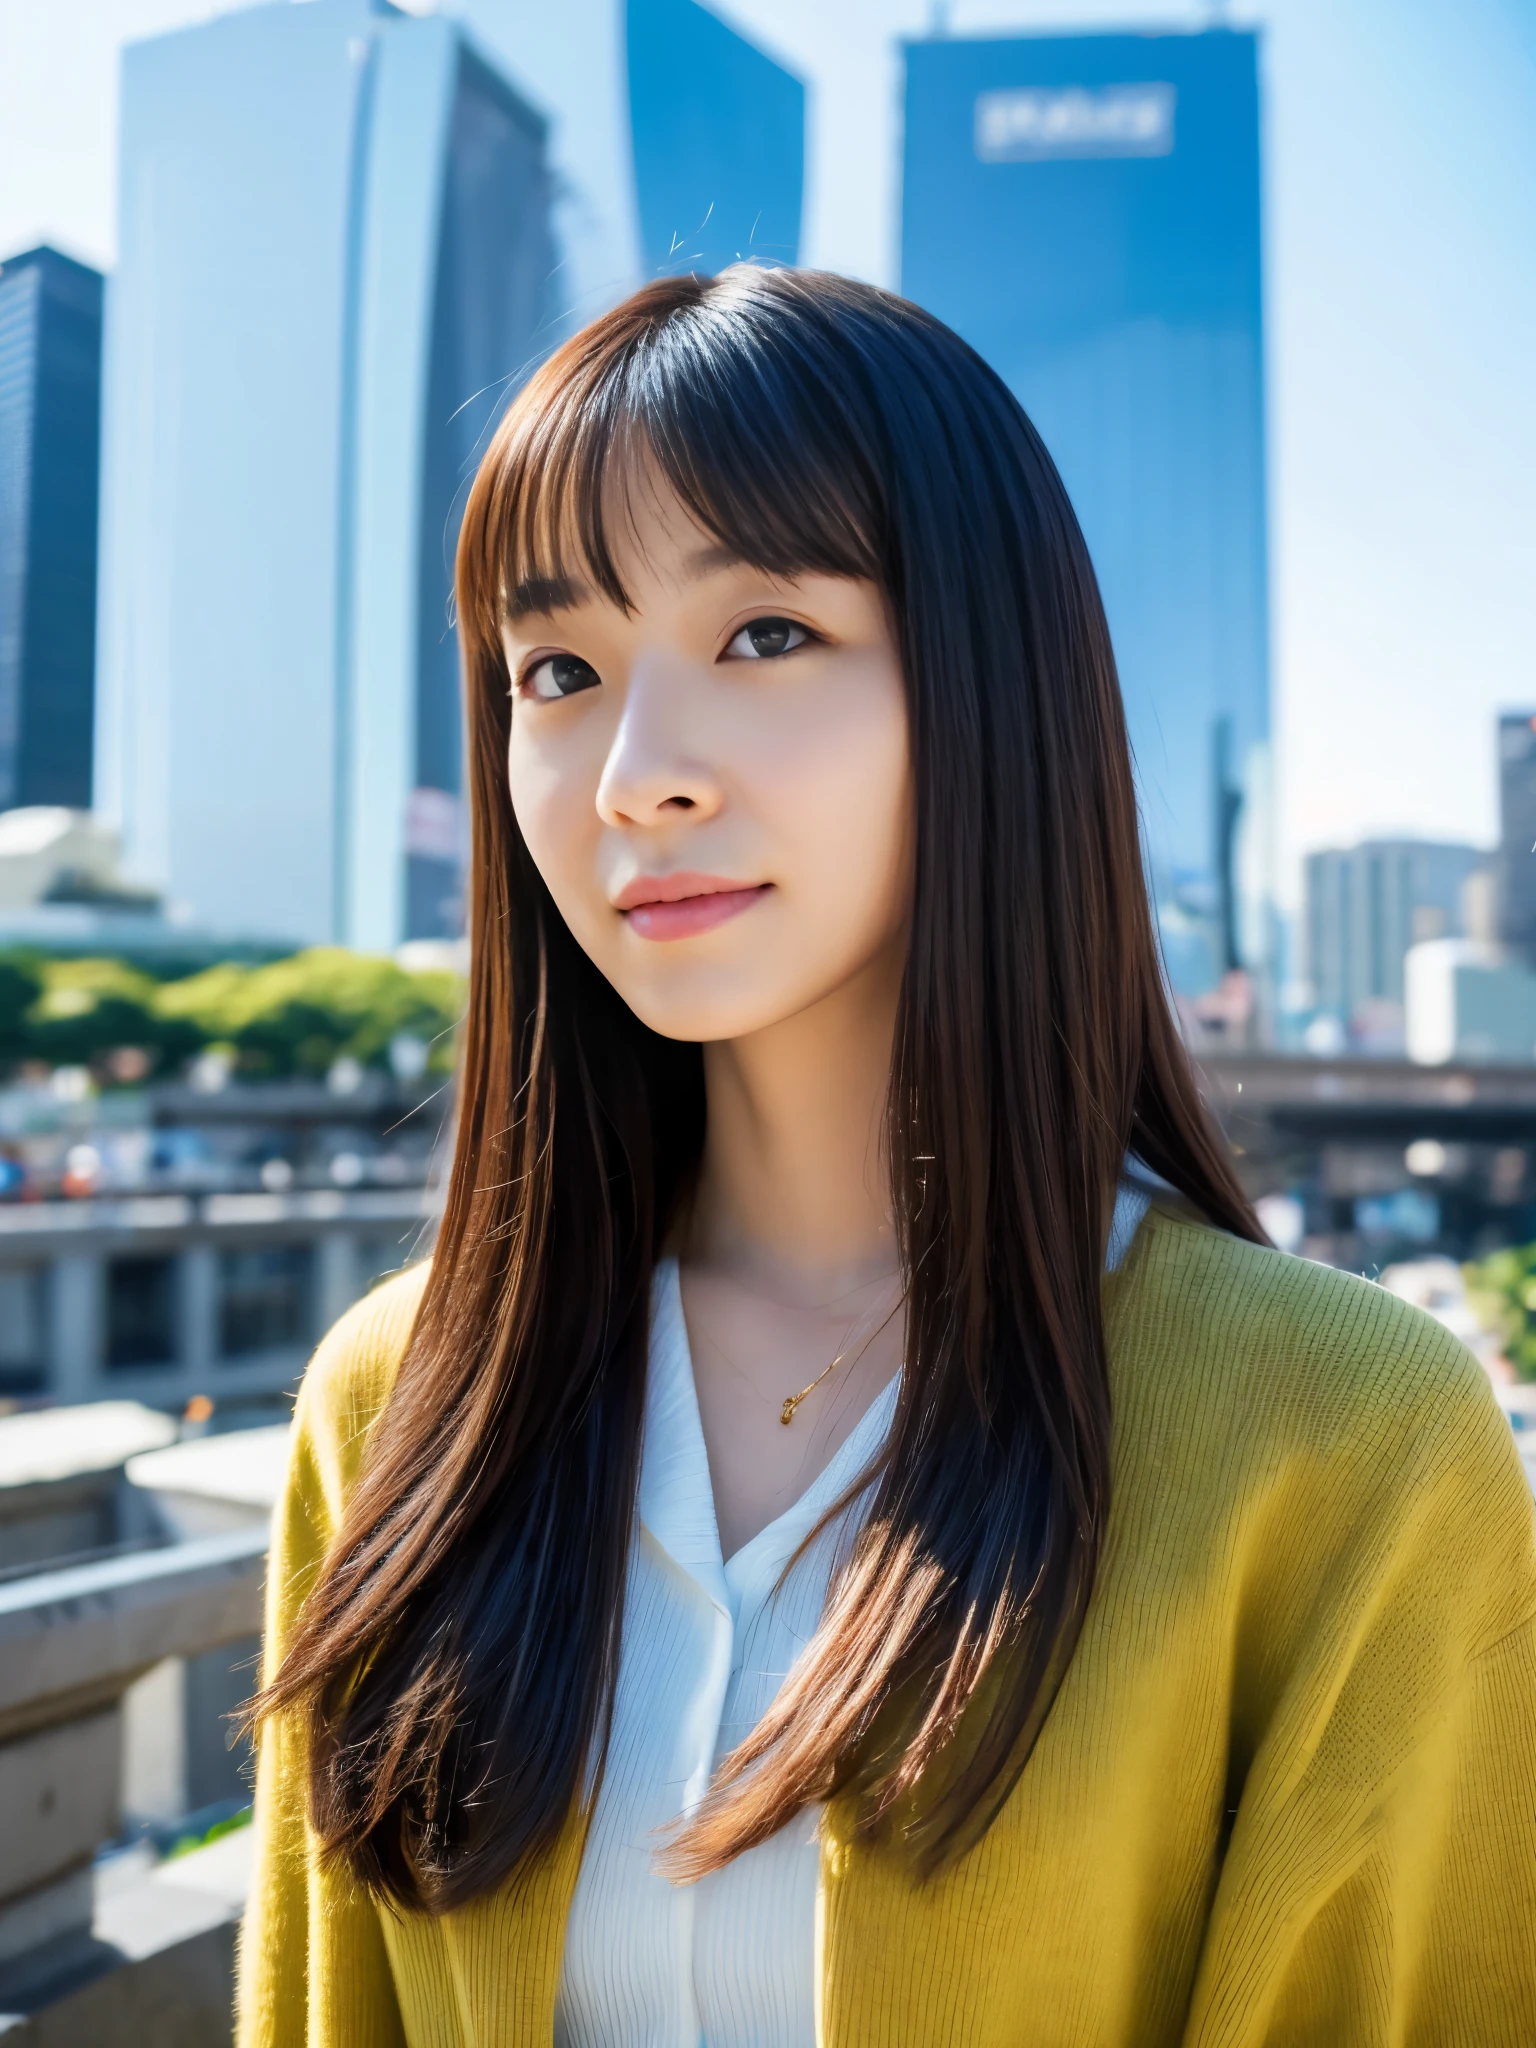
[237,1210,1536,2045]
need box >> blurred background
[0,0,1532,2036]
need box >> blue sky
[2,0,1532,906]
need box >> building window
[106,1255,178,1369]
[219,1245,314,1359]
[0,1265,49,1393]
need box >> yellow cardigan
[237,1211,1536,2045]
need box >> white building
[1404,938,1536,1065]
[94,1,555,951]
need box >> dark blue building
[0,246,104,812]
[901,31,1269,960]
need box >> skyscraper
[0,246,103,812]
[96,0,804,950]
[94,1,552,950]
[900,30,1269,946]
[1496,712,1536,969]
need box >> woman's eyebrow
[507,573,588,620]
[683,543,747,580]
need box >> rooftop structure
[0,1068,442,1407]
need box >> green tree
[26,957,202,1075]
[1464,1243,1536,1382]
[155,948,461,1079]
[0,951,44,1072]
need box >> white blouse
[554,1177,1153,2048]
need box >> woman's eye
[725,616,810,661]
[523,653,600,701]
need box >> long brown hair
[259,266,1262,1911]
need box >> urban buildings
[0,247,103,815]
[93,0,805,954]
[1304,838,1488,1046]
[900,29,1269,983]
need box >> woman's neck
[678,945,908,1556]
[688,949,903,1295]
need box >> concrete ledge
[0,1874,93,1976]
[0,1530,268,1742]
[0,1923,237,2047]
[0,1713,120,1925]
[126,1429,290,1537]
[0,1831,251,2043]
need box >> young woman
[240,269,1536,2047]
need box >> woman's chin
[609,973,818,1047]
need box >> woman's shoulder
[1121,1203,1492,1414]
[288,1261,431,1520]
[1114,1207,1524,1527]
[1112,1208,1535,1654]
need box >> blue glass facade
[626,0,804,277]
[0,247,103,811]
[901,31,1269,923]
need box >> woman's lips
[615,875,772,942]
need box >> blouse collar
[638,1172,1153,1614]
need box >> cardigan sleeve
[1180,1348,1536,2047]
[235,1274,427,2048]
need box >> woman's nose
[596,659,723,827]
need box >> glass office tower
[902,31,1270,979]
[0,247,103,812]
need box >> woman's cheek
[509,738,592,906]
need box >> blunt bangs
[478,268,887,638]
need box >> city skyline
[1,0,1533,914]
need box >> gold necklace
[778,1295,896,1425]
[779,1349,848,1426]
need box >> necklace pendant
[780,1395,798,1426]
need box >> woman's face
[502,475,912,1044]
